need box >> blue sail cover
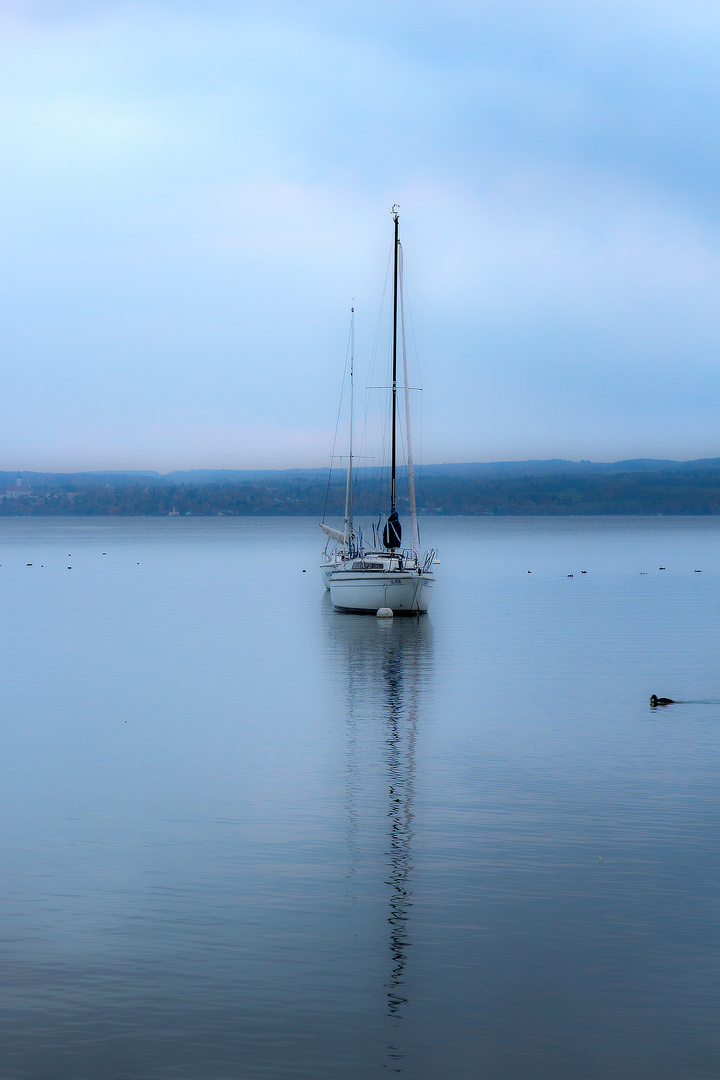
[383,510,402,549]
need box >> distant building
[4,478,32,498]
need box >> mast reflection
[323,600,433,1066]
[383,622,416,1016]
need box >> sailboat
[320,208,436,614]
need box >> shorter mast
[344,307,355,544]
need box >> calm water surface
[0,516,718,1079]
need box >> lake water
[0,515,718,1079]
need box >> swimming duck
[650,695,675,707]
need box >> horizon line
[2,455,720,477]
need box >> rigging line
[399,242,420,554]
[398,241,424,544]
[373,309,394,522]
[366,250,392,406]
[401,259,423,387]
[362,250,392,528]
[416,390,423,544]
[322,314,354,523]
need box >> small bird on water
[650,695,675,707]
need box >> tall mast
[391,206,399,513]
[344,306,355,538]
[382,206,402,552]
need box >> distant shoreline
[2,459,720,517]
[3,456,720,487]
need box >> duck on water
[650,695,676,707]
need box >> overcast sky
[2,0,720,470]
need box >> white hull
[320,552,355,589]
[328,569,434,613]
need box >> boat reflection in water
[323,598,434,1070]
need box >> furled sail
[383,510,402,549]
[320,523,345,543]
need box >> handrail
[422,549,436,572]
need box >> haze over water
[0,516,718,1079]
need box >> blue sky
[2,0,720,470]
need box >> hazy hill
[165,458,720,483]
[2,459,720,515]
[3,459,720,490]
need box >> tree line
[4,467,720,515]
